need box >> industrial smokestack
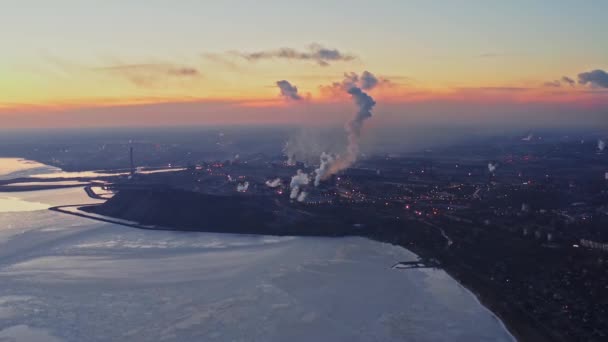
[129,146,135,175]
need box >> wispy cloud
[231,43,356,66]
[543,76,576,88]
[94,63,201,87]
[201,53,242,71]
[543,80,562,88]
[561,76,575,87]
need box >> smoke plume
[599,139,606,152]
[236,182,249,192]
[297,191,308,202]
[488,162,498,173]
[265,178,282,188]
[289,169,310,199]
[314,152,335,186]
[313,71,379,183]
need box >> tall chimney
[129,146,134,175]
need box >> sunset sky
[1,1,607,128]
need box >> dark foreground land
[86,185,607,342]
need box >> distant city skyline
[1,1,607,128]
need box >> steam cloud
[276,80,302,101]
[289,169,310,200]
[488,162,498,173]
[236,182,249,192]
[318,71,379,182]
[598,139,606,152]
[314,152,336,186]
[297,191,308,202]
[283,141,296,165]
[265,178,282,188]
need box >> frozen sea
[0,159,515,341]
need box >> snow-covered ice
[0,186,515,341]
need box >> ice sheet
[0,188,515,342]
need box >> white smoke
[598,139,605,152]
[289,169,310,199]
[236,181,249,192]
[282,129,341,165]
[522,133,533,141]
[314,152,336,186]
[297,191,308,202]
[265,178,282,188]
[283,141,296,165]
[320,71,379,178]
[488,162,497,173]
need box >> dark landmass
[86,181,607,342]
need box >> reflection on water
[0,196,50,213]
[4,181,90,187]
[0,157,185,181]
[33,168,187,179]
[0,158,48,175]
[0,158,61,180]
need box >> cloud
[543,80,561,88]
[561,76,575,87]
[232,43,355,66]
[201,53,241,70]
[578,69,608,88]
[543,76,577,88]
[95,63,201,87]
[276,80,302,101]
